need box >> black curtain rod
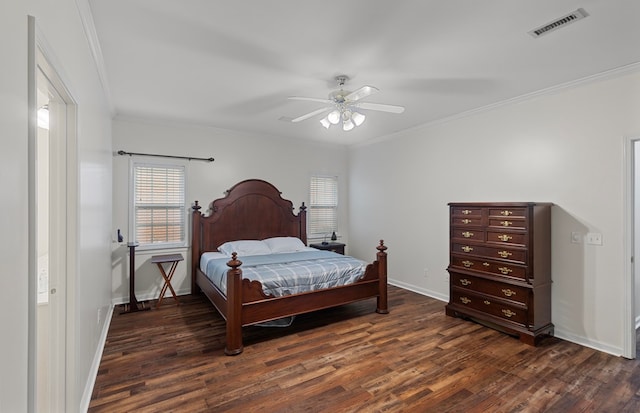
[117,150,214,162]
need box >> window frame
[128,158,187,251]
[308,174,339,239]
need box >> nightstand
[310,242,345,255]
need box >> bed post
[376,240,389,314]
[299,202,307,244]
[225,253,244,356]
[191,201,202,294]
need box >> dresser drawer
[451,228,484,242]
[450,289,528,326]
[451,215,483,227]
[449,272,528,305]
[451,242,486,256]
[488,207,527,220]
[487,217,528,230]
[450,255,528,281]
[451,243,527,265]
[451,206,483,218]
[484,245,527,264]
[486,230,528,247]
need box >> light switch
[571,232,582,244]
[586,232,603,245]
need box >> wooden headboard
[191,179,307,276]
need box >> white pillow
[263,236,306,253]
[217,240,271,256]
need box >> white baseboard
[79,303,114,412]
[553,328,623,357]
[388,277,448,302]
[111,288,191,306]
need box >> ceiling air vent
[528,8,589,38]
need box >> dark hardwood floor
[89,286,640,412]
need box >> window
[309,175,338,237]
[131,162,186,248]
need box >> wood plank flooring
[89,286,640,412]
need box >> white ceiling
[88,0,640,145]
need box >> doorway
[624,136,640,359]
[28,18,77,412]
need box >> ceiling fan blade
[357,102,405,114]
[288,96,333,104]
[291,107,329,123]
[345,86,379,102]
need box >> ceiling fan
[288,75,405,131]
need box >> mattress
[200,249,368,297]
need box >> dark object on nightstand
[310,242,345,255]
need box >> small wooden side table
[151,253,184,308]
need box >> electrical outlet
[97,308,102,325]
[423,268,428,278]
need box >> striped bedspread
[202,250,368,297]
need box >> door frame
[27,16,79,412]
[623,135,638,359]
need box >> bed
[191,179,388,355]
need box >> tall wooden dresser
[445,202,553,345]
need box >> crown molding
[75,0,115,116]
[353,61,640,148]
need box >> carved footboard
[222,241,388,355]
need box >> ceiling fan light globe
[327,110,341,124]
[343,119,355,131]
[352,111,365,126]
[320,117,331,129]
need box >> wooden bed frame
[191,179,388,355]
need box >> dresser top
[448,202,553,207]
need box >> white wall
[0,1,113,411]
[111,118,349,303]
[349,70,640,356]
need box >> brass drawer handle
[497,234,512,242]
[462,210,472,215]
[502,288,516,297]
[462,260,473,268]
[460,278,472,286]
[460,297,471,304]
[461,246,473,253]
[498,267,513,275]
[484,300,491,305]
[502,309,516,318]
[497,251,512,258]
[461,219,471,224]
[482,262,490,267]
[500,221,512,227]
[462,231,474,238]
[500,210,513,216]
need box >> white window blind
[309,175,338,237]
[133,164,186,246]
